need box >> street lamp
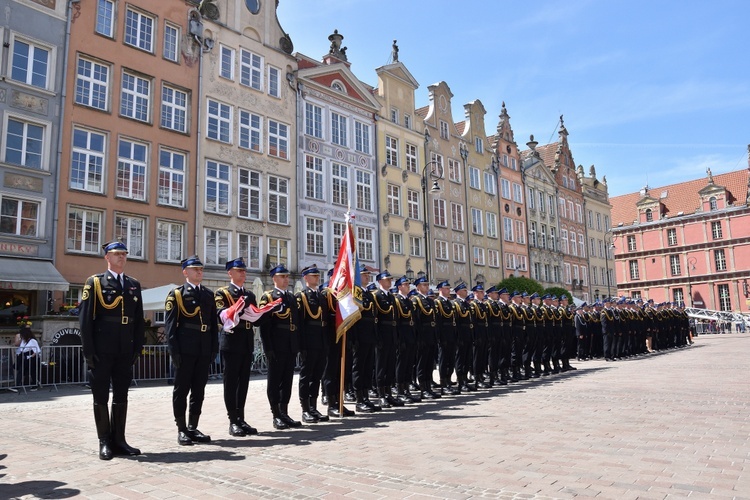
[686,256,697,308]
[459,143,472,284]
[489,152,506,279]
[604,229,614,298]
[422,160,443,282]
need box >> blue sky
[276,0,750,197]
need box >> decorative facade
[374,49,427,279]
[197,0,298,288]
[0,0,69,325]
[492,102,528,280]
[295,31,380,275]
[579,164,615,299]
[55,0,200,300]
[610,164,750,313]
[522,136,564,290]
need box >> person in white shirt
[15,324,40,390]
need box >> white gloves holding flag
[220,296,283,332]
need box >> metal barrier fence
[1,342,270,393]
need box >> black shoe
[187,427,211,443]
[368,389,379,399]
[409,382,420,392]
[279,413,302,428]
[177,431,194,446]
[229,422,247,437]
[379,397,392,408]
[477,382,492,389]
[421,390,441,399]
[309,407,329,422]
[328,406,343,418]
[356,402,375,413]
[344,391,356,403]
[302,411,319,423]
[364,399,382,411]
[238,420,258,435]
[98,439,113,460]
[272,417,289,430]
[386,395,404,407]
[321,395,328,406]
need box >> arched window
[709,196,717,210]
[645,208,653,221]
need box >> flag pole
[338,209,351,417]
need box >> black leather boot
[355,390,375,413]
[93,404,113,460]
[176,415,193,446]
[187,414,211,442]
[228,410,246,436]
[110,402,140,455]
[271,404,289,429]
[301,398,319,423]
[309,397,329,422]
[279,403,302,427]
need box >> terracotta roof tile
[455,121,466,135]
[415,106,428,118]
[610,169,749,228]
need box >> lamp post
[604,229,614,298]
[421,160,443,282]
[686,256,697,308]
[489,152,505,279]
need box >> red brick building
[609,164,750,313]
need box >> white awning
[141,284,178,311]
[0,258,69,292]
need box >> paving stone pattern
[1,333,749,499]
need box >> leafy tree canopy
[496,276,544,295]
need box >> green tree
[497,276,544,295]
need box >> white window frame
[268,175,289,225]
[448,159,462,183]
[670,255,681,276]
[501,179,511,199]
[239,109,262,152]
[219,45,235,80]
[486,212,497,238]
[238,168,261,220]
[268,237,289,267]
[404,143,418,173]
[114,213,146,259]
[205,160,231,215]
[409,236,423,257]
[469,166,481,190]
[305,217,325,255]
[473,246,485,265]
[268,65,280,98]
[331,112,347,147]
[331,163,349,207]
[439,120,449,140]
[71,127,105,193]
[96,0,115,38]
[503,217,513,242]
[452,242,466,263]
[407,189,420,220]
[385,136,399,167]
[450,202,464,231]
[163,22,180,62]
[357,227,374,261]
[355,170,372,212]
[484,172,496,195]
[389,232,403,255]
[387,184,401,216]
[515,220,525,244]
[116,138,147,201]
[0,194,42,238]
[161,84,188,133]
[66,206,103,254]
[512,183,523,203]
[488,249,500,268]
[268,119,289,159]
[354,121,370,154]
[305,103,323,138]
[305,155,324,201]
[158,148,186,208]
[435,240,449,260]
[156,220,184,262]
[120,71,151,122]
[433,198,447,227]
[10,33,53,90]
[3,114,48,170]
[238,233,262,269]
[75,57,109,110]
[240,49,263,90]
[206,99,232,143]
[124,7,155,53]
[714,249,727,271]
[204,228,231,266]
[471,208,483,235]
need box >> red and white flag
[329,214,362,342]
[220,296,282,331]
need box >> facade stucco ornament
[392,40,399,62]
[382,213,390,226]
[328,30,347,61]
[404,218,410,231]
[402,170,408,183]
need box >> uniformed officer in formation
[214,257,258,437]
[165,256,218,446]
[394,275,419,403]
[350,265,381,412]
[434,281,458,395]
[470,284,490,388]
[80,240,145,460]
[295,264,330,423]
[507,291,526,382]
[412,276,440,399]
[453,283,475,392]
[258,264,302,429]
[372,270,402,408]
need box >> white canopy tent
[141,284,178,311]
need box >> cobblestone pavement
[1,333,749,499]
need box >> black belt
[304,321,326,327]
[182,323,208,332]
[273,323,298,331]
[100,316,133,325]
[225,322,253,332]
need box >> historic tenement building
[197,0,298,287]
[610,163,750,313]
[579,164,615,300]
[295,31,380,275]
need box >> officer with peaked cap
[295,265,330,423]
[80,240,145,460]
[508,291,527,381]
[215,257,259,437]
[470,284,490,388]
[434,280,458,395]
[351,264,381,412]
[165,256,218,446]
[258,264,302,429]
[394,276,419,403]
[412,276,440,399]
[372,270,402,408]
[453,282,475,392]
